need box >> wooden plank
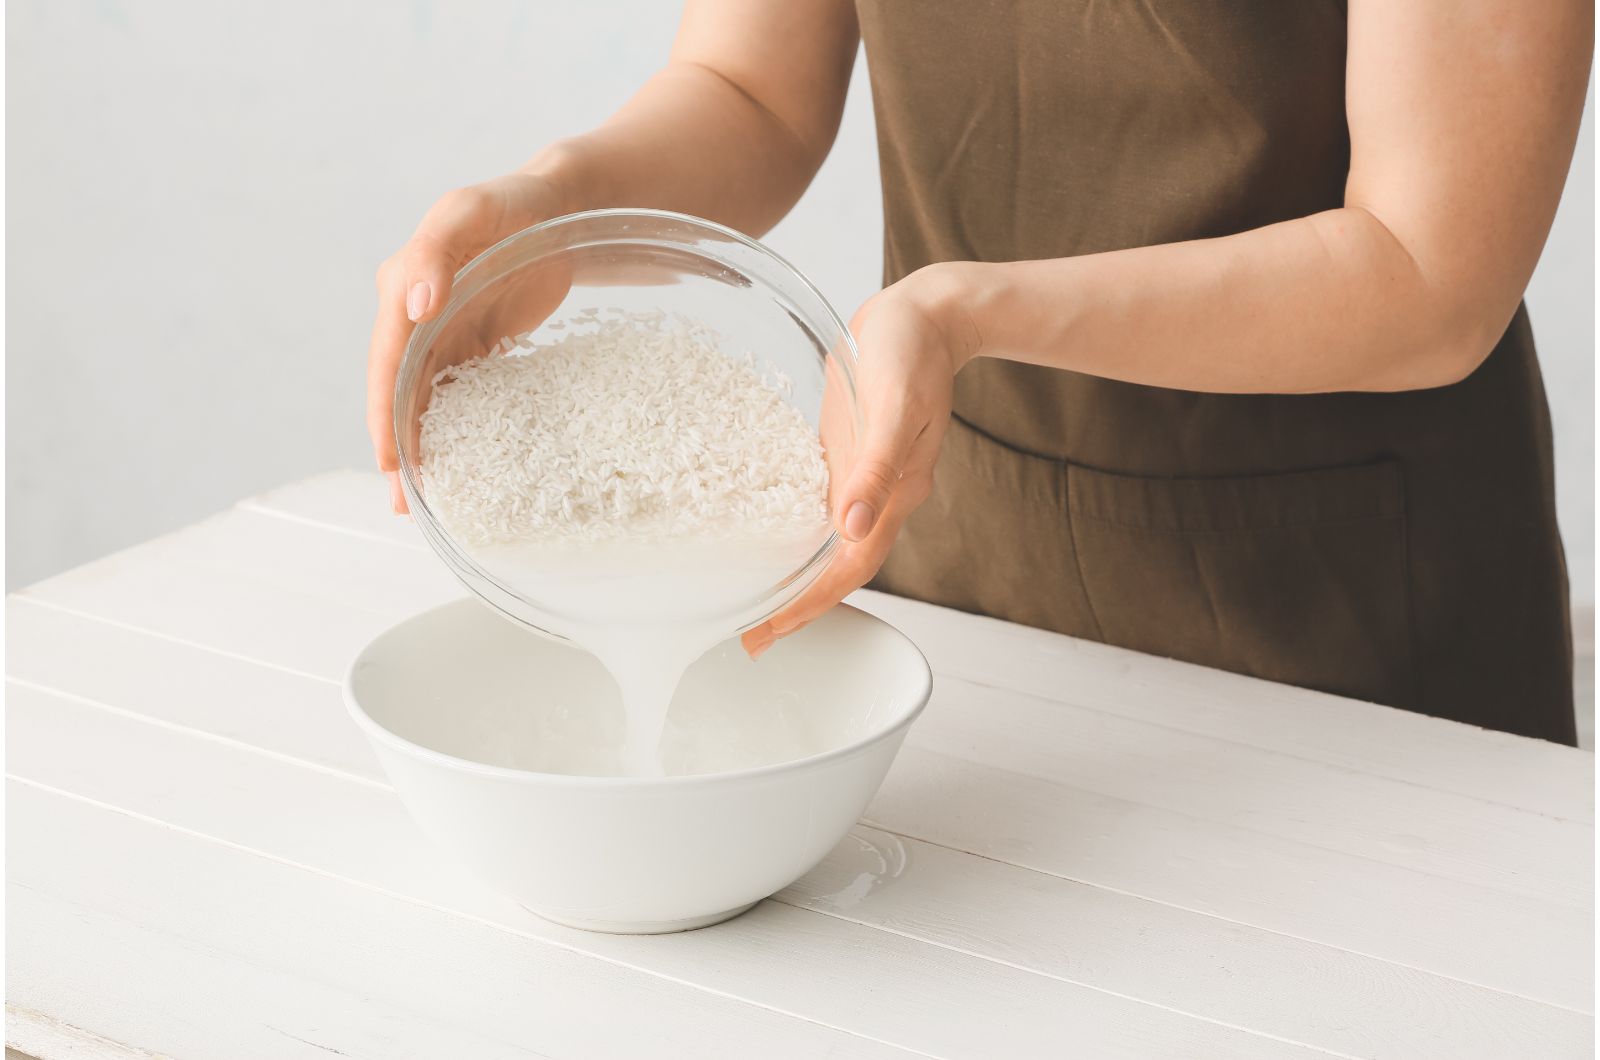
[162,504,461,619]
[11,530,392,682]
[7,672,1592,1048]
[6,597,379,781]
[856,590,1595,825]
[867,745,1592,1012]
[248,470,1595,823]
[17,508,1589,906]
[5,712,1329,1060]
[242,469,426,549]
[6,783,921,1060]
[781,828,1591,1059]
[10,543,1592,1009]
[907,676,1591,908]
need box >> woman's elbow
[1378,301,1513,392]
[1438,298,1521,387]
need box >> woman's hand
[743,264,979,658]
[367,170,575,513]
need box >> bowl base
[524,900,760,935]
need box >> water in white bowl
[469,530,826,776]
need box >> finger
[741,623,778,660]
[742,514,895,660]
[743,541,872,660]
[403,187,505,322]
[401,252,445,326]
[768,436,939,643]
[744,557,851,660]
[772,500,914,637]
[769,544,879,635]
[745,432,939,661]
[386,470,409,515]
[839,397,922,543]
[367,187,516,479]
[367,270,415,474]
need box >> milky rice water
[420,309,832,776]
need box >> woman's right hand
[367,171,575,513]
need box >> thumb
[400,238,456,326]
[400,185,512,324]
[839,402,919,542]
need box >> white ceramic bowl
[344,599,931,933]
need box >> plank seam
[935,672,1594,826]
[4,676,391,792]
[11,597,336,684]
[238,500,430,553]
[779,903,1362,1059]
[859,814,1593,1017]
[875,744,1591,912]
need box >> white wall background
[6,1,1594,609]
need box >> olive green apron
[856,0,1575,743]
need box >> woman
[368,1,1591,743]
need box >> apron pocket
[874,414,1102,640]
[1067,458,1417,707]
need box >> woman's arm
[532,0,859,237]
[926,0,1593,394]
[745,0,1592,655]
[368,0,857,505]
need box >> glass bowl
[393,208,861,643]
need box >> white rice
[419,311,829,550]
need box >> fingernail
[406,281,432,322]
[744,625,775,660]
[775,619,809,640]
[843,500,876,541]
[387,472,405,513]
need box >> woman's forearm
[523,65,820,238]
[935,206,1492,395]
[523,3,858,238]
[917,0,1589,397]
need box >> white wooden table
[6,472,1594,1059]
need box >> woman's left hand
[742,264,978,658]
